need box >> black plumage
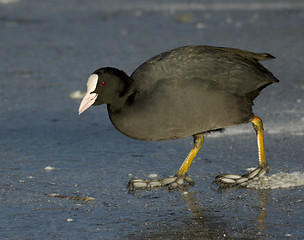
[79,45,278,189]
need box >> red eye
[101,81,106,86]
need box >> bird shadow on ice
[127,171,304,239]
[127,189,271,239]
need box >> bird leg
[215,116,269,187]
[128,134,204,191]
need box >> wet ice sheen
[246,172,304,189]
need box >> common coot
[79,45,279,190]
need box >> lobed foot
[214,165,269,187]
[128,174,194,191]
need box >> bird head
[78,67,131,114]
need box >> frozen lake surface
[1,0,304,239]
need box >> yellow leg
[176,134,204,175]
[251,116,269,170]
[128,134,204,190]
[215,115,270,187]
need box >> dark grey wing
[131,46,278,101]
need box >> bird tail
[254,52,275,61]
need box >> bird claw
[214,165,269,187]
[128,174,194,191]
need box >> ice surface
[0,0,18,4]
[1,0,304,239]
[97,1,304,12]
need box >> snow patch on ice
[207,119,304,137]
[148,173,158,178]
[246,172,304,189]
[69,90,85,99]
[44,166,55,171]
[266,121,304,136]
[207,126,251,138]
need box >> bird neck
[107,76,137,114]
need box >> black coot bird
[79,45,279,190]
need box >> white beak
[78,74,99,115]
[78,92,98,115]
